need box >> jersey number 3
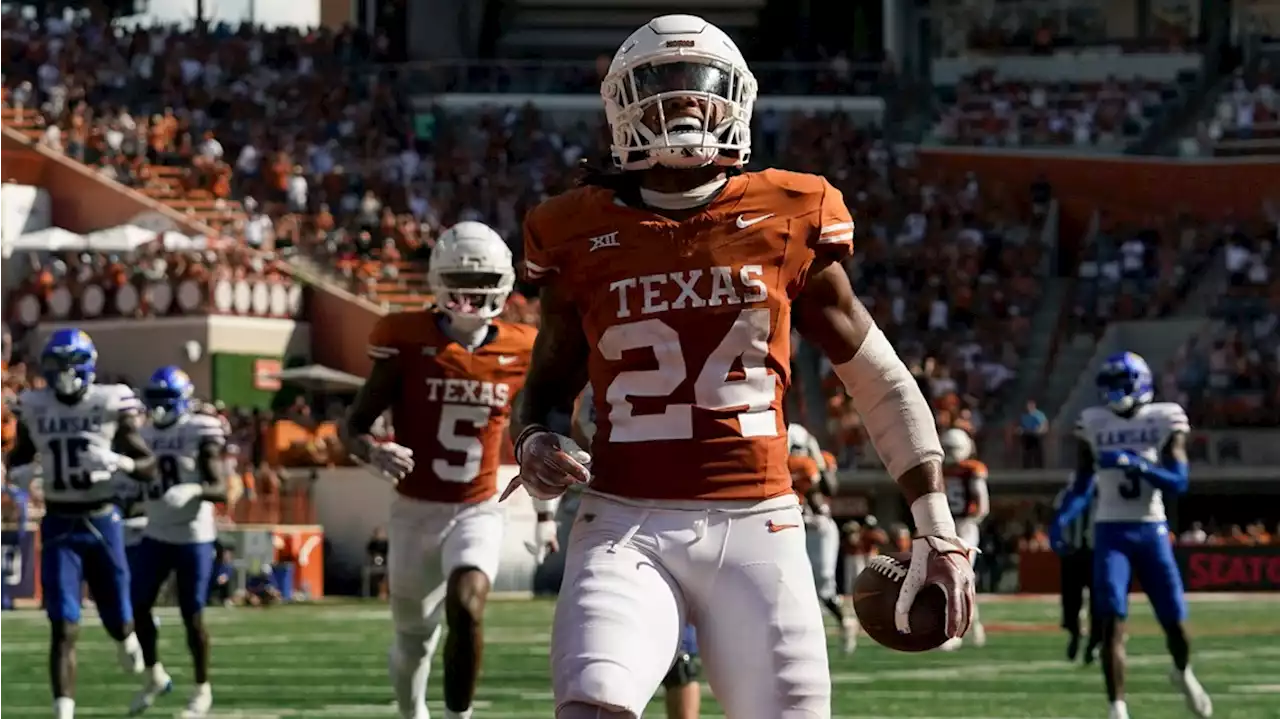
[599,308,776,443]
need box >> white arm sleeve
[831,325,943,479]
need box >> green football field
[2,595,1278,718]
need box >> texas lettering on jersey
[368,312,536,503]
[524,169,855,501]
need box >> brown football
[852,553,950,652]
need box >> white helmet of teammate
[940,428,975,464]
[601,14,758,171]
[428,221,515,332]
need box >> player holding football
[129,366,228,718]
[505,15,976,717]
[1052,352,1212,719]
[937,427,988,650]
[342,222,536,719]
[7,329,157,719]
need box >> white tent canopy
[9,224,206,254]
[8,227,89,253]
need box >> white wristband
[532,497,560,514]
[911,493,956,538]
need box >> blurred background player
[2,480,30,611]
[788,447,855,653]
[128,366,228,718]
[840,515,887,653]
[938,428,988,650]
[343,221,536,719]
[1051,473,1100,665]
[663,624,702,719]
[1054,352,1211,719]
[6,328,157,719]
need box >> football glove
[895,534,978,638]
[501,427,591,502]
[362,441,415,485]
[80,444,136,476]
[161,483,205,511]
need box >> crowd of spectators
[1066,211,1222,336]
[1161,217,1280,427]
[1185,60,1278,157]
[931,69,1187,148]
[1,13,1049,476]
[780,124,1050,468]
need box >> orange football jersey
[367,312,536,503]
[524,169,854,501]
[944,458,988,518]
[788,454,819,501]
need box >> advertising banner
[1020,545,1280,593]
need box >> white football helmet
[602,14,758,171]
[428,221,515,331]
[940,428,975,465]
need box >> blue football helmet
[1096,351,1154,414]
[41,328,97,399]
[143,365,194,425]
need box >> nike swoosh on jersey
[766,519,799,533]
[736,213,775,229]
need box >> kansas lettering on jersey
[944,458,988,518]
[524,169,854,501]
[1076,402,1189,523]
[141,413,225,544]
[368,312,536,503]
[15,385,141,504]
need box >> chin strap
[638,174,728,209]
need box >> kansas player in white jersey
[128,366,227,718]
[1052,352,1212,719]
[6,329,157,719]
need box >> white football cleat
[1109,699,1130,719]
[117,634,145,675]
[938,637,963,652]
[970,621,987,648]
[841,618,858,655]
[181,683,212,718]
[1170,666,1213,718]
[129,664,173,715]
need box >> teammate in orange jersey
[939,428,990,650]
[505,14,977,718]
[342,222,537,719]
[788,449,856,652]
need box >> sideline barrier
[1019,544,1280,593]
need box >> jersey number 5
[435,404,490,483]
[599,308,776,443]
[47,438,92,492]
